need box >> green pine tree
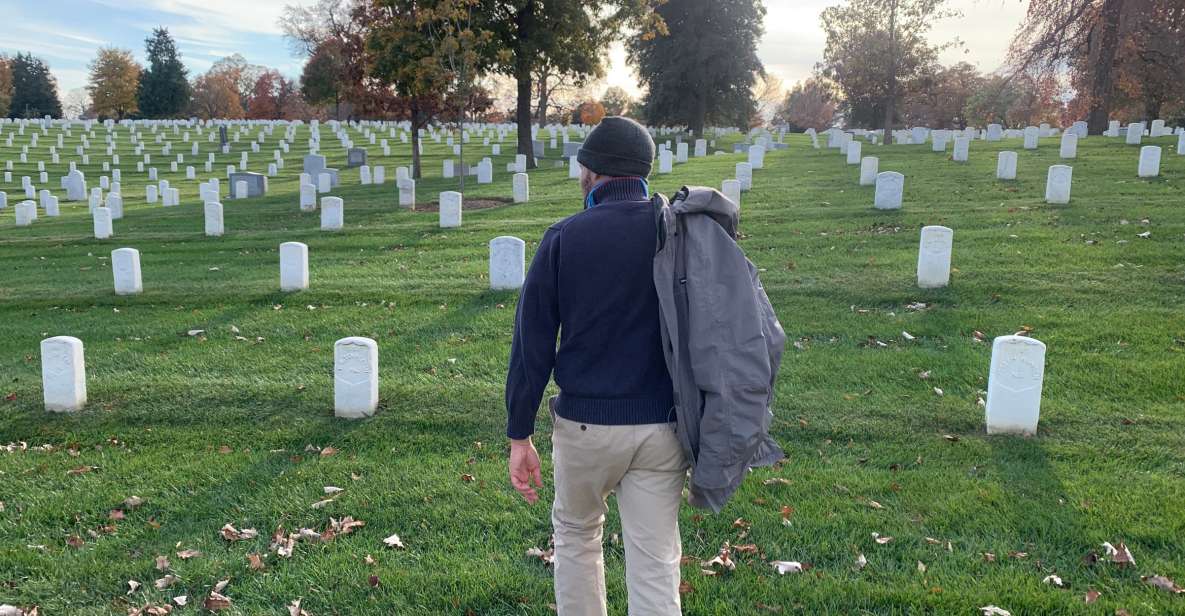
[8,53,63,119]
[137,27,191,118]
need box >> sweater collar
[586,177,650,207]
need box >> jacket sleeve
[505,227,562,439]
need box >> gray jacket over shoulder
[652,186,786,513]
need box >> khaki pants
[550,415,688,616]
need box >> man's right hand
[508,437,544,504]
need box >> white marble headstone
[439,191,462,228]
[1059,133,1077,159]
[334,337,379,419]
[736,163,753,191]
[398,178,416,208]
[41,336,87,412]
[1044,165,1072,204]
[721,179,741,209]
[859,157,879,186]
[321,196,344,230]
[300,183,317,212]
[512,173,529,203]
[873,171,903,210]
[658,150,673,174]
[204,201,224,237]
[996,151,1017,180]
[92,207,113,239]
[748,144,765,169]
[1137,145,1161,178]
[280,242,309,291]
[489,236,526,290]
[568,156,581,179]
[952,136,969,162]
[112,247,142,295]
[985,335,1046,436]
[917,225,953,288]
[846,140,862,164]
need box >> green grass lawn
[1,123,1183,615]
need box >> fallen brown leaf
[203,592,231,611]
[1143,575,1184,594]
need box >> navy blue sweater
[505,178,675,440]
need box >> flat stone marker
[748,144,765,169]
[1045,165,1072,204]
[1137,145,1161,178]
[41,336,86,412]
[985,335,1046,436]
[658,150,673,174]
[280,242,309,291]
[859,157,878,186]
[736,163,753,191]
[489,236,526,290]
[997,151,1018,180]
[1059,133,1078,159]
[721,179,742,209]
[952,136,969,162]
[93,207,113,239]
[15,201,36,226]
[917,225,953,288]
[398,179,416,208]
[204,201,224,237]
[300,183,317,211]
[334,337,379,419]
[846,141,862,164]
[513,173,529,203]
[439,191,462,228]
[112,247,142,295]
[321,197,344,230]
[873,171,903,210]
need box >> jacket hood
[669,186,739,239]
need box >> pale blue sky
[1,0,1026,98]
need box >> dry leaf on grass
[175,549,201,560]
[1102,542,1135,566]
[855,553,867,570]
[123,496,144,509]
[203,592,231,611]
[1143,575,1184,594]
[1084,590,1100,604]
[310,499,335,510]
[172,596,187,607]
[220,524,258,542]
[212,579,229,594]
[154,575,178,590]
[979,607,1011,616]
[526,546,555,566]
[702,543,736,573]
[383,534,405,549]
[288,599,311,616]
[127,580,141,594]
[872,533,893,545]
[771,561,809,575]
[247,553,265,571]
[1042,575,1063,587]
[762,478,792,487]
[154,555,170,571]
[323,486,344,495]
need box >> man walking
[506,116,686,615]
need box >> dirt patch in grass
[410,197,515,213]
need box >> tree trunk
[535,75,550,126]
[1086,0,1125,134]
[882,0,898,145]
[410,100,423,180]
[515,2,537,169]
[689,93,707,137]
